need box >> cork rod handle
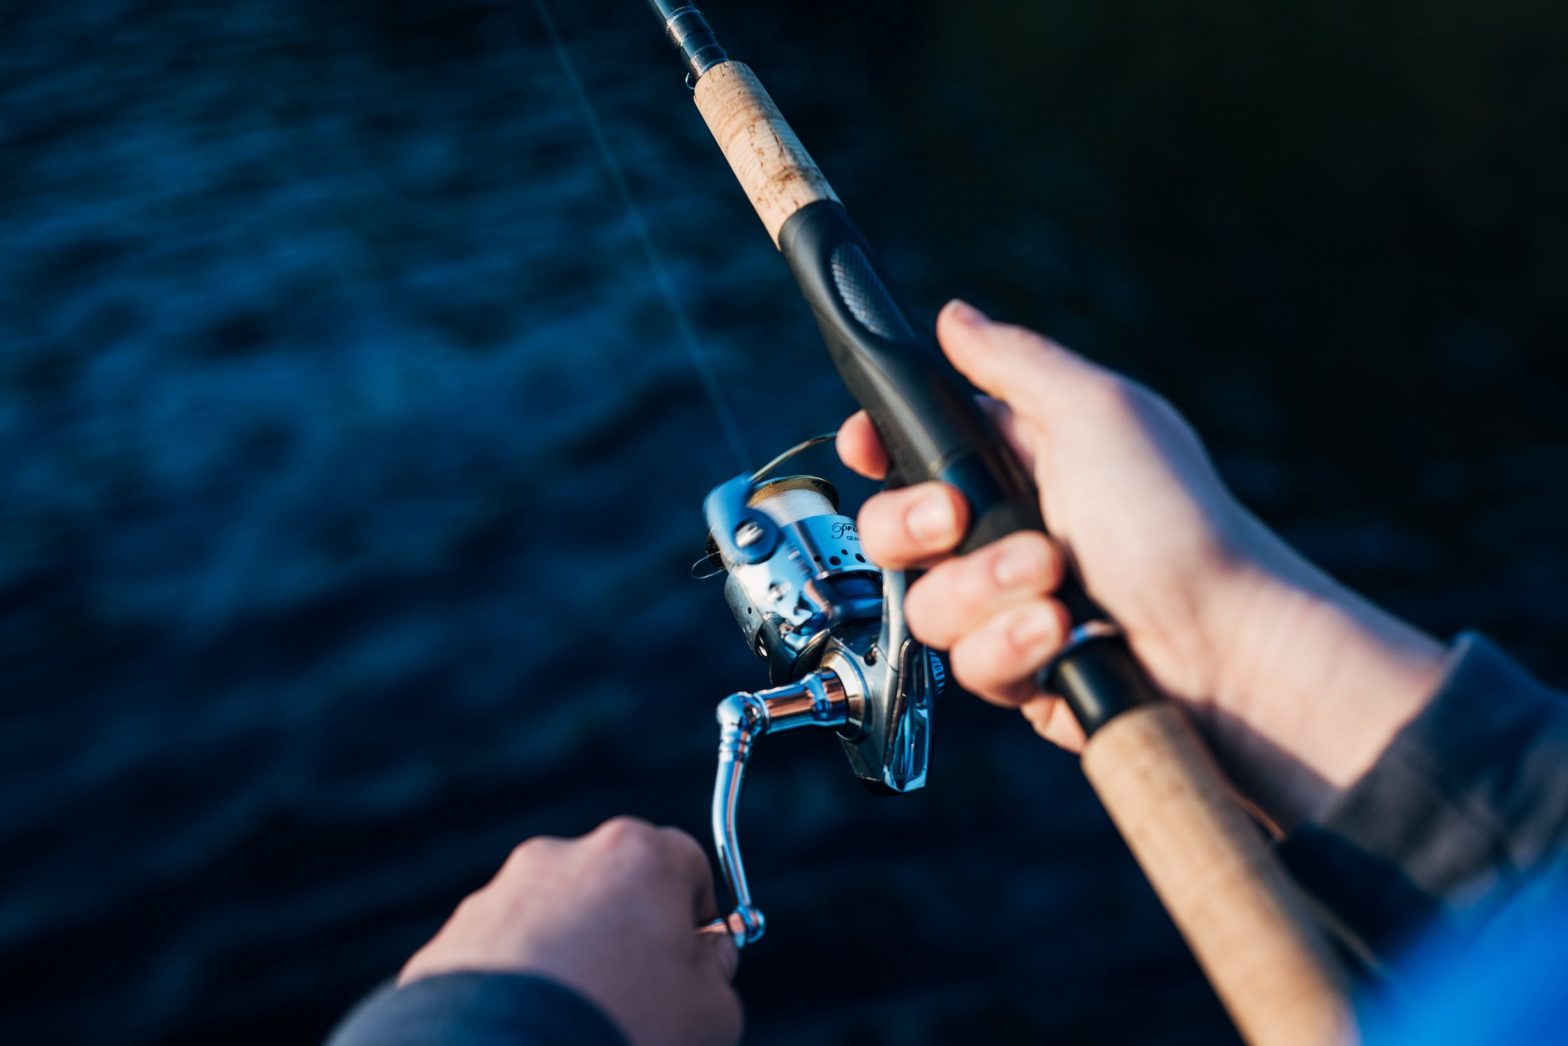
[1082,703,1356,1045]
[693,62,839,246]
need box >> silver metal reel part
[696,449,946,946]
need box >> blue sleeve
[1277,632,1568,965]
[328,971,628,1046]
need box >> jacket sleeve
[1276,632,1568,966]
[327,971,628,1046]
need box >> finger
[655,826,722,924]
[842,398,1035,482]
[948,599,1070,708]
[857,482,970,569]
[1020,695,1088,752]
[699,982,746,1046]
[903,532,1064,650]
[936,300,1111,425]
[697,926,741,983]
[836,410,888,480]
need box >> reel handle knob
[698,907,766,948]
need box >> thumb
[935,300,1108,425]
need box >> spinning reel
[695,435,946,947]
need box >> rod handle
[1082,702,1357,1045]
[693,62,839,245]
[687,60,1094,631]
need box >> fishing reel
[696,435,946,947]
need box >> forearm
[1207,515,1447,829]
[1276,633,1568,964]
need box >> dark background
[3,0,1566,1042]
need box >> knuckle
[593,815,658,854]
[450,893,481,922]
[450,881,503,926]
[504,836,550,868]
[656,825,706,865]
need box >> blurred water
[3,0,1566,1043]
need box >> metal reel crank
[694,435,946,947]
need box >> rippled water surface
[4,1,1567,1042]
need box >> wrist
[1201,514,1447,829]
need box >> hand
[399,817,741,1046]
[839,300,1447,829]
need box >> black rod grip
[778,200,1157,734]
[1045,634,1157,734]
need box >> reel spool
[705,474,881,683]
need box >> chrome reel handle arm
[702,691,767,946]
[699,673,849,948]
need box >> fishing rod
[646,3,1354,1042]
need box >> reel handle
[702,675,852,950]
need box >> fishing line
[529,0,754,471]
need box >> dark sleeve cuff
[1277,632,1568,965]
[328,971,628,1046]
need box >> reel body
[697,441,946,946]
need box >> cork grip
[693,62,840,245]
[1081,704,1355,1045]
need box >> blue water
[4,0,1566,1042]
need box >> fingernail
[993,544,1041,588]
[945,299,988,327]
[906,491,956,543]
[1009,605,1060,650]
